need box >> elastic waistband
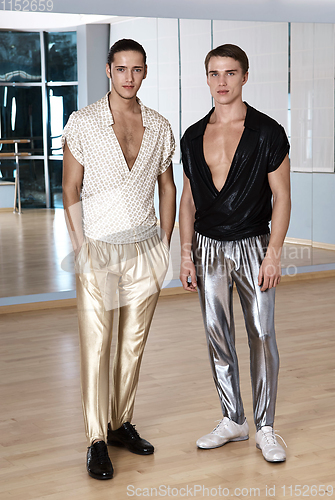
[194,232,270,247]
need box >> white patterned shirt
[62,93,175,244]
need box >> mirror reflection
[0,15,334,300]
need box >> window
[0,86,43,155]
[0,31,41,83]
[46,32,77,82]
[45,32,78,207]
[0,29,78,209]
[48,85,78,157]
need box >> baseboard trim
[285,237,312,246]
[285,237,335,251]
[312,241,335,251]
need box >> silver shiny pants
[193,232,279,430]
[75,233,169,444]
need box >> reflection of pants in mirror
[75,233,169,445]
[193,232,279,431]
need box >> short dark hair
[107,39,147,66]
[204,44,249,75]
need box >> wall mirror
[0,11,334,301]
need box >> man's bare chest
[112,117,145,170]
[203,122,244,191]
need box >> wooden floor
[0,276,334,499]
[1,209,335,298]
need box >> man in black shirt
[179,44,291,463]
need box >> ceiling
[38,0,335,23]
[0,12,133,30]
[1,0,335,27]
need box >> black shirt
[181,103,290,241]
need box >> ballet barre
[0,139,31,214]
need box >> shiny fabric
[193,232,279,430]
[75,233,169,444]
[181,103,290,241]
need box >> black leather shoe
[87,440,114,480]
[107,422,154,455]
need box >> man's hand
[180,257,197,292]
[258,253,281,291]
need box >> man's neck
[108,89,141,116]
[211,98,246,125]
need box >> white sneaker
[255,426,286,462]
[196,417,249,449]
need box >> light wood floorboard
[0,277,334,499]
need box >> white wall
[77,24,110,108]
[157,19,180,160]
[291,23,335,173]
[179,19,212,133]
[287,172,335,246]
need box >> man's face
[106,50,147,100]
[206,56,248,105]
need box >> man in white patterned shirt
[62,39,176,480]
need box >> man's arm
[62,141,84,256]
[179,172,197,292]
[258,154,291,291]
[157,163,176,247]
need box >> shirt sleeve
[158,121,176,175]
[268,125,290,173]
[61,112,85,166]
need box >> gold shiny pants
[75,233,169,445]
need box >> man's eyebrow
[208,69,238,74]
[114,65,144,69]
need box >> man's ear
[143,64,148,80]
[242,71,249,86]
[106,63,111,79]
